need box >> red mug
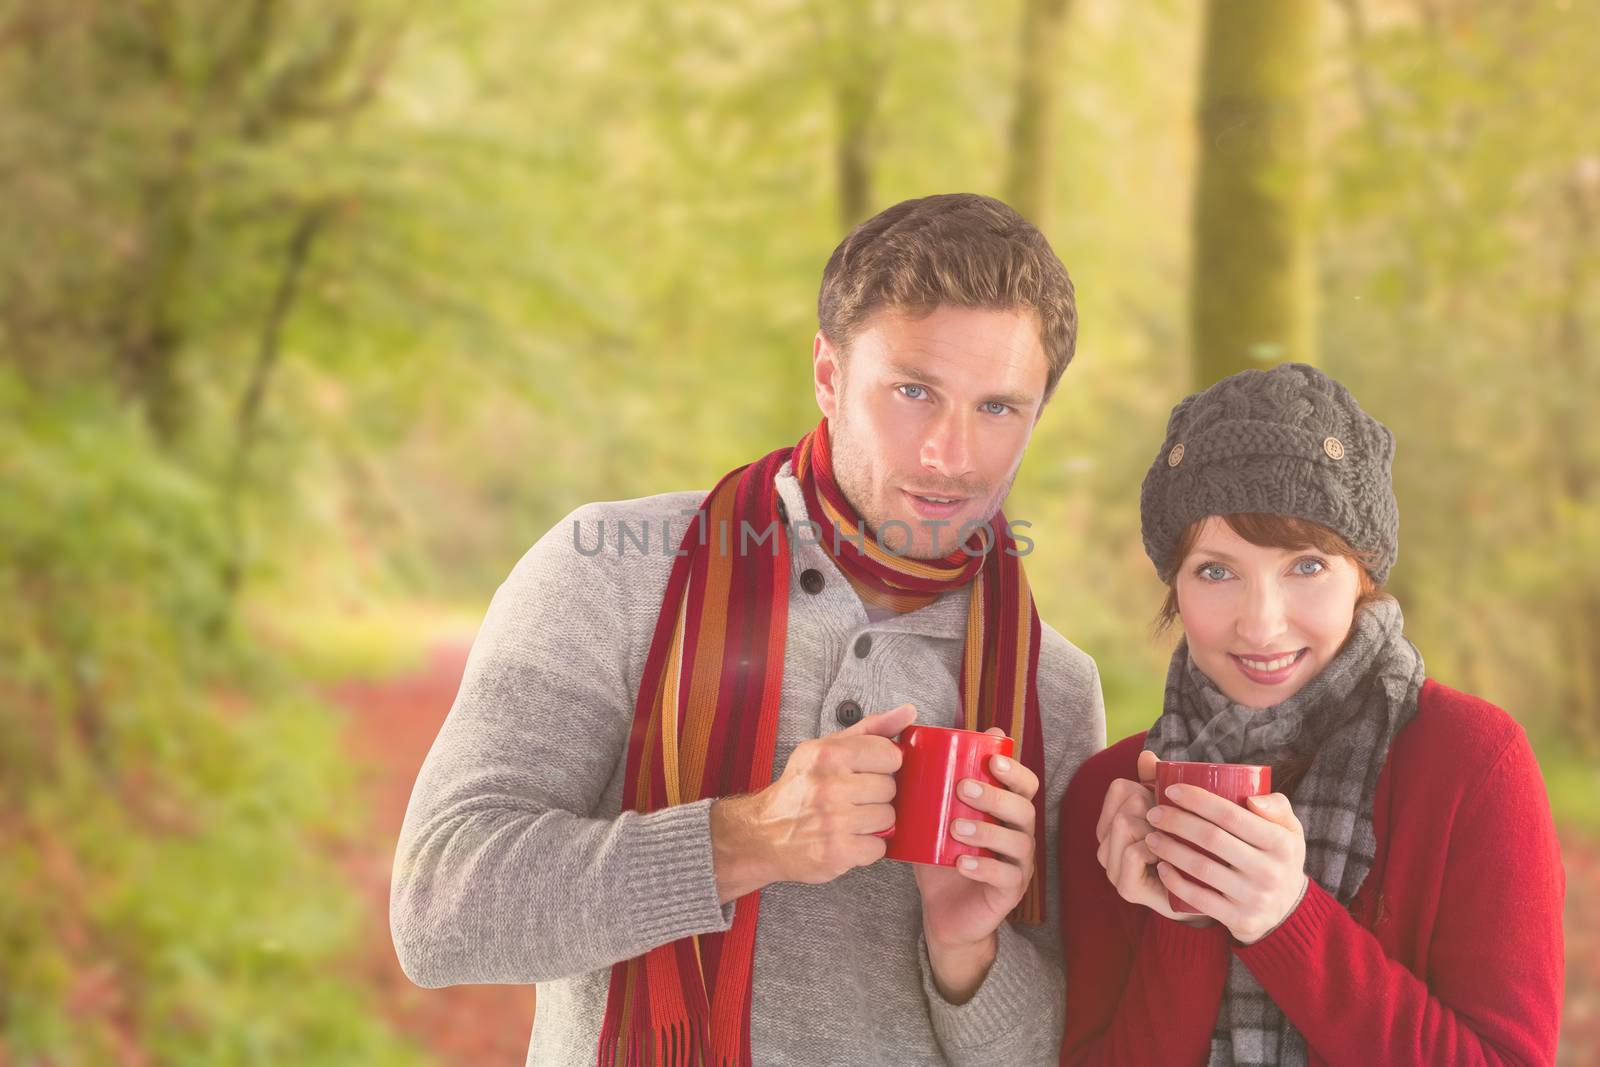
[1152,760,1272,914]
[873,724,1012,867]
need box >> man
[390,193,1106,1066]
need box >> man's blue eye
[983,402,1010,416]
[901,385,926,400]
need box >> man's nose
[920,408,977,480]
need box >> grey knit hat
[1139,362,1399,584]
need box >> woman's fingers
[1096,778,1146,844]
[1155,860,1234,926]
[1159,784,1292,851]
[1144,829,1250,902]
[1144,803,1260,874]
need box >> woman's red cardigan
[1059,679,1566,1066]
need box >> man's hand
[710,704,915,903]
[914,727,1040,1003]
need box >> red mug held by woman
[1151,760,1272,913]
[873,724,1013,867]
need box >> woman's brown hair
[1157,513,1387,632]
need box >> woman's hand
[1144,783,1309,944]
[1095,750,1215,925]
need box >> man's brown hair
[817,193,1078,403]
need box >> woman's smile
[1228,647,1310,687]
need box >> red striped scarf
[597,419,1046,1067]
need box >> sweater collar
[774,460,971,641]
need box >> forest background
[4,0,1597,1063]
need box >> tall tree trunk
[117,171,196,445]
[1553,159,1600,754]
[216,203,331,621]
[835,74,877,230]
[825,0,899,230]
[1190,0,1318,387]
[1004,0,1072,228]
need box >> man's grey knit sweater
[390,461,1106,1065]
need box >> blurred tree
[814,0,902,229]
[1004,0,1073,229]
[0,2,434,1062]
[1,0,397,447]
[1553,158,1600,753]
[219,201,334,603]
[4,0,1596,1057]
[1320,0,1600,753]
[1190,0,1318,385]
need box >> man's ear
[813,330,843,421]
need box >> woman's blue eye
[900,384,926,400]
[1294,558,1326,576]
[982,401,1010,416]
[1198,563,1231,582]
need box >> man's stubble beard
[826,402,1019,562]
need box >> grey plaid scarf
[1143,598,1425,1066]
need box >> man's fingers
[843,770,897,805]
[835,735,903,775]
[950,818,1033,865]
[847,802,896,835]
[956,777,1034,830]
[847,702,916,738]
[847,833,890,868]
[952,853,1026,894]
[987,750,1038,801]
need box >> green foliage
[0,369,433,1063]
[1319,0,1600,747]
[2,0,1596,1058]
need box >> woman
[1058,363,1565,1066]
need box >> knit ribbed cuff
[1146,913,1231,964]
[920,923,1055,1054]
[1230,876,1336,979]
[622,798,736,950]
